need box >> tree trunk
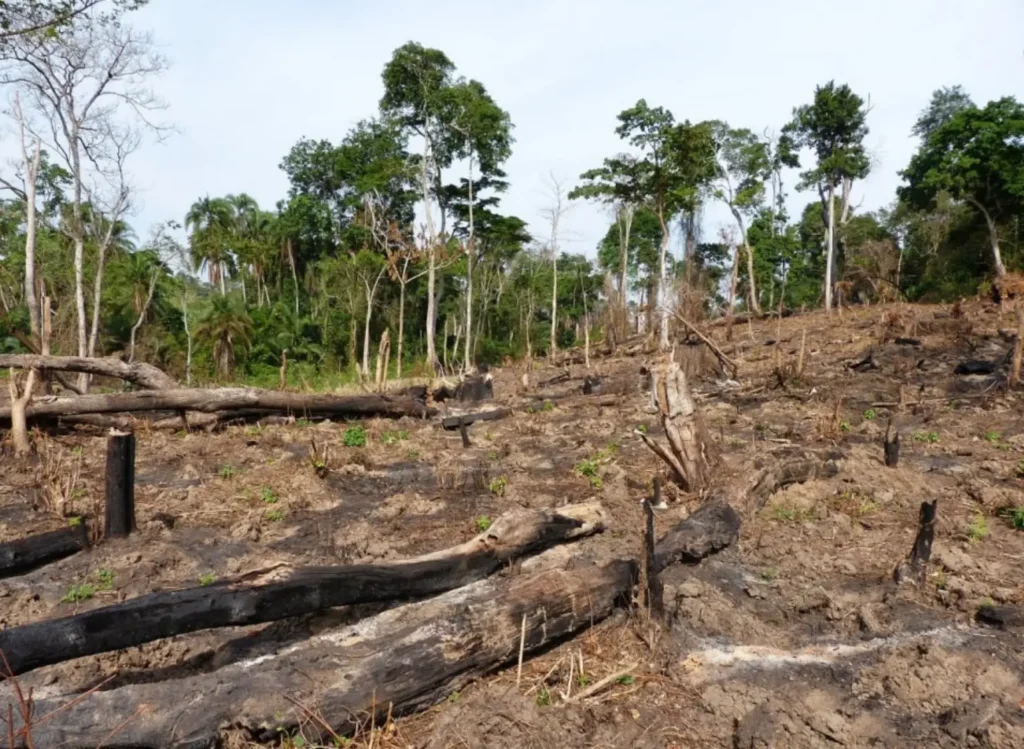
[0,523,89,580]
[7,367,37,456]
[128,273,158,364]
[657,209,671,351]
[397,278,406,379]
[619,205,633,338]
[73,234,88,375]
[464,154,475,369]
[0,354,176,390]
[966,198,1007,277]
[14,558,634,749]
[726,244,740,340]
[182,296,193,386]
[825,184,836,312]
[422,138,440,374]
[287,239,299,315]
[0,388,435,422]
[375,329,391,393]
[104,431,136,539]
[0,502,605,677]
[1009,301,1023,388]
[23,137,41,343]
[550,254,558,360]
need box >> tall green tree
[185,196,235,294]
[785,81,871,310]
[912,85,974,141]
[900,96,1024,278]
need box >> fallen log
[440,407,511,430]
[0,354,176,390]
[0,387,435,422]
[10,559,636,748]
[0,502,605,676]
[0,524,89,579]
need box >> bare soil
[2,301,1024,748]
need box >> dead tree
[635,358,713,492]
[7,367,37,455]
[375,329,391,393]
[103,430,136,538]
[884,421,900,467]
[1010,301,1023,388]
[0,354,176,390]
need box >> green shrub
[343,425,367,447]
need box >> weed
[265,509,284,522]
[487,449,499,461]
[914,431,940,443]
[542,400,554,412]
[616,674,635,685]
[727,437,745,448]
[199,572,217,586]
[754,423,770,437]
[863,409,877,421]
[577,672,591,688]
[61,583,96,603]
[839,420,851,433]
[406,449,421,460]
[1016,458,1024,478]
[636,424,648,434]
[536,687,551,707]
[448,691,460,703]
[475,516,493,532]
[772,506,815,523]
[761,567,778,583]
[933,570,947,590]
[1013,508,1024,530]
[967,513,989,542]
[97,569,114,590]
[219,464,237,479]
[67,516,82,527]
[978,597,995,611]
[245,425,262,437]
[343,425,366,447]
[488,476,508,497]
[296,418,312,427]
[984,429,1002,444]
[380,429,409,446]
[261,486,279,504]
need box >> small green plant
[542,400,554,412]
[199,572,218,586]
[1013,508,1024,530]
[839,420,851,433]
[984,430,1002,444]
[863,409,877,421]
[476,516,493,532]
[978,597,995,611]
[343,425,367,447]
[577,672,591,688]
[406,449,421,460]
[772,506,815,523]
[448,691,460,704]
[488,475,508,497]
[296,418,312,427]
[380,429,409,446]
[487,449,499,461]
[967,513,989,542]
[536,688,551,707]
[636,424,648,434]
[761,567,778,583]
[97,569,114,590]
[1016,458,1024,478]
[933,570,947,590]
[727,437,745,448]
[61,583,96,603]
[914,431,940,444]
[260,486,279,504]
[219,464,237,479]
[616,674,635,686]
[67,516,82,527]
[265,509,284,522]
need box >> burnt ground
[2,300,1024,748]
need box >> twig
[516,613,527,689]
[568,662,640,702]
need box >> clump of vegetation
[343,425,367,447]
[1016,458,1024,478]
[616,674,635,686]
[488,475,508,497]
[61,583,96,603]
[839,420,851,433]
[199,572,218,586]
[636,424,648,434]
[97,569,114,590]
[1014,508,1024,530]
[984,429,1002,444]
[295,418,312,427]
[761,568,778,583]
[380,429,409,446]
[536,688,551,707]
[967,513,989,542]
[914,430,940,443]
[260,486,279,504]
[475,516,492,532]
[265,508,284,522]
[863,409,877,421]
[771,506,816,523]
[574,444,618,489]
[219,464,237,479]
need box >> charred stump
[103,430,136,539]
[894,499,938,584]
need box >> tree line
[0,1,1021,388]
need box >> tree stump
[884,422,900,467]
[894,499,938,584]
[104,430,136,539]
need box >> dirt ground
[2,300,1024,748]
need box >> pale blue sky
[124,0,1024,257]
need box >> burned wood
[642,497,663,620]
[582,375,602,395]
[653,502,741,571]
[12,560,636,748]
[0,388,434,422]
[954,360,997,375]
[459,419,471,448]
[894,499,938,585]
[104,431,136,539]
[673,311,739,377]
[441,407,511,430]
[884,422,900,467]
[433,374,493,403]
[849,352,879,372]
[976,604,1024,630]
[0,502,606,676]
[0,523,89,579]
[539,370,571,387]
[894,337,922,346]
[0,354,176,390]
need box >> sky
[117,0,1024,259]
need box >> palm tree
[194,294,253,378]
[185,196,235,294]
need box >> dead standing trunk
[8,367,37,456]
[657,209,671,351]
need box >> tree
[380,41,467,374]
[710,123,771,313]
[185,196,234,294]
[0,0,146,42]
[900,97,1024,278]
[540,175,570,359]
[2,12,167,387]
[195,295,252,379]
[785,81,871,311]
[912,85,974,140]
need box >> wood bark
[103,431,136,539]
[10,559,634,749]
[894,499,938,584]
[7,367,37,456]
[0,388,434,422]
[0,354,176,390]
[0,524,89,579]
[441,407,511,430]
[0,502,606,676]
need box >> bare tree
[2,14,168,388]
[127,269,157,363]
[541,174,570,360]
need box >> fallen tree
[0,502,606,676]
[0,524,89,579]
[0,387,435,422]
[8,559,636,749]
[0,354,176,390]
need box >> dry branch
[9,560,636,748]
[0,354,176,390]
[0,502,606,676]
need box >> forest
[0,0,1021,389]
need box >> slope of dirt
[2,300,1024,747]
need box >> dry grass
[34,432,83,520]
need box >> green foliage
[260,487,279,504]
[536,688,551,707]
[984,430,1002,444]
[967,513,989,542]
[380,429,409,446]
[914,431,940,444]
[199,572,217,586]
[1013,508,1024,530]
[343,425,367,447]
[863,409,877,421]
[219,464,236,479]
[475,516,492,532]
[265,508,284,522]
[616,674,635,686]
[61,583,96,603]
[488,475,507,497]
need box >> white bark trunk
[422,139,440,374]
[657,210,670,351]
[22,136,41,342]
[967,198,1006,277]
[825,185,835,312]
[464,154,474,370]
[128,273,158,363]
